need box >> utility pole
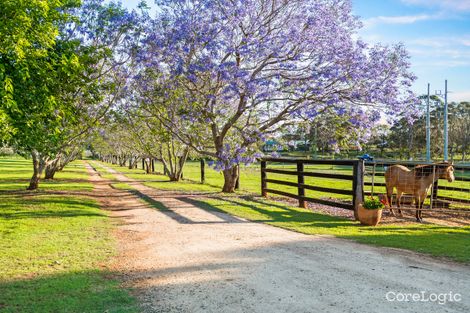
[443,79,448,161]
[435,80,449,161]
[426,83,431,162]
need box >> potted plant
[357,195,387,226]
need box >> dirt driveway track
[86,162,470,313]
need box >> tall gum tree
[140,0,418,192]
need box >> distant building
[262,139,284,152]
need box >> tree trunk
[57,150,78,172]
[28,151,46,190]
[163,162,170,176]
[56,159,65,172]
[173,150,189,182]
[44,167,56,179]
[165,162,182,181]
[128,156,135,169]
[222,166,239,193]
[45,163,57,179]
[145,159,151,174]
[169,174,180,181]
[57,159,66,172]
[119,155,127,166]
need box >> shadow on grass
[0,270,137,313]
[0,169,35,174]
[211,196,352,227]
[0,196,105,220]
[180,177,222,190]
[0,160,31,166]
[0,178,90,183]
[240,195,303,211]
[0,209,105,220]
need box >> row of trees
[91,0,418,192]
[3,0,419,192]
[1,0,143,189]
[384,100,470,161]
[91,111,190,181]
[279,100,469,161]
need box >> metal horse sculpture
[384,162,455,222]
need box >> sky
[120,0,470,102]
[353,0,470,102]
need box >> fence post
[261,160,267,197]
[352,160,365,220]
[430,165,439,209]
[235,164,240,190]
[432,179,439,200]
[200,159,205,183]
[297,161,306,208]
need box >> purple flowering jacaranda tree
[140,0,417,192]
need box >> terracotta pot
[357,204,382,226]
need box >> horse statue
[384,162,455,222]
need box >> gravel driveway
[87,162,470,313]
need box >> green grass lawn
[0,158,93,192]
[0,157,137,312]
[99,159,470,263]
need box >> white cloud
[401,0,470,11]
[408,38,448,48]
[459,39,470,46]
[363,14,435,28]
[410,37,470,47]
[401,35,470,65]
[450,90,470,101]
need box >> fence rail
[260,158,363,211]
[260,158,469,217]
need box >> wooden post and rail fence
[259,158,469,213]
[260,158,364,218]
[98,155,469,212]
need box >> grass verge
[0,158,137,312]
